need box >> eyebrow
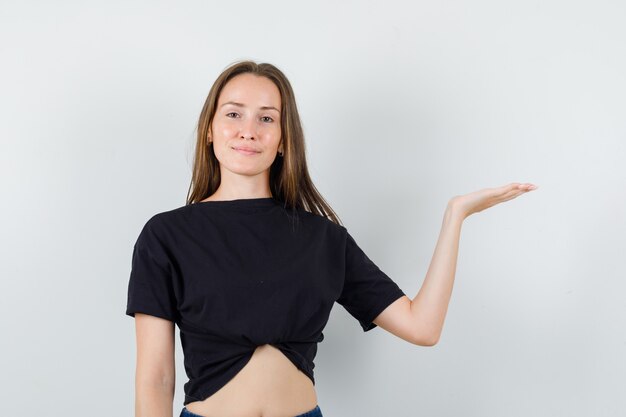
[220,101,280,113]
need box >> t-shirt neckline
[193,197,278,208]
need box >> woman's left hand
[450,182,538,220]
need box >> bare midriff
[185,344,319,417]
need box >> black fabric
[125,197,406,405]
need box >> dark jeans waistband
[180,404,323,417]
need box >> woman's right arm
[134,313,176,417]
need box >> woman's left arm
[374,183,537,346]
[409,182,538,345]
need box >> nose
[239,117,256,140]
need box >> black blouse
[125,197,406,405]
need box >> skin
[373,183,538,346]
[187,73,320,416]
[134,70,539,416]
[203,72,284,202]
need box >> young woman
[125,60,537,417]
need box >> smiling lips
[232,146,261,155]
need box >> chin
[223,162,272,176]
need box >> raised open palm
[451,182,538,219]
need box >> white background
[1,1,624,416]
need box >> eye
[226,112,239,118]
[261,116,274,123]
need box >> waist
[185,344,318,417]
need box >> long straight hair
[186,60,343,226]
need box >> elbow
[412,330,440,347]
[427,333,440,346]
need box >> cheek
[214,121,237,137]
[261,125,281,142]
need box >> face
[209,73,283,178]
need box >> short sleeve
[336,230,406,332]
[125,221,179,323]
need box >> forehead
[218,73,281,107]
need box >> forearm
[135,379,175,417]
[411,201,465,345]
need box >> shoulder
[293,207,348,240]
[134,204,193,248]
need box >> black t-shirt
[125,197,406,405]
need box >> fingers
[512,182,537,191]
[499,183,525,197]
[501,182,538,201]
[500,190,523,203]
[500,183,537,195]
[499,188,523,203]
